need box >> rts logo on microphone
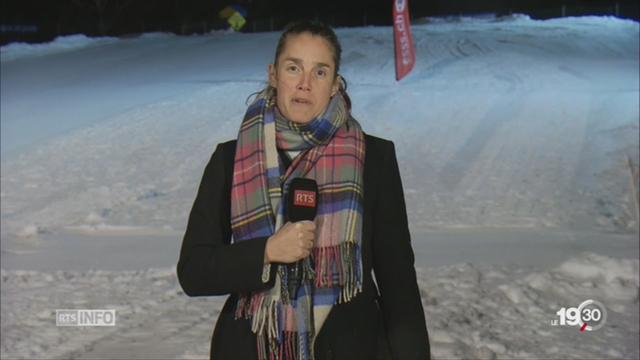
[293,190,316,208]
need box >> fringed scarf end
[313,242,363,303]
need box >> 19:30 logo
[551,299,607,332]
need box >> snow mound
[1,34,118,62]
[0,267,225,359]
[418,252,638,359]
[556,252,639,285]
[2,252,637,359]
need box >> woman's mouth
[293,98,312,105]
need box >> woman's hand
[264,221,316,264]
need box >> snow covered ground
[1,14,638,359]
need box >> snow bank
[419,252,638,359]
[417,13,533,24]
[1,34,119,63]
[0,266,218,359]
[1,252,637,359]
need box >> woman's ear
[268,64,277,88]
[331,74,341,97]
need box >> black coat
[178,133,430,360]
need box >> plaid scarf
[230,87,365,360]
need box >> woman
[178,20,430,360]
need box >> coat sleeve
[177,142,277,296]
[372,140,431,359]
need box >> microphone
[286,178,318,222]
[285,178,318,299]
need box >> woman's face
[269,33,340,124]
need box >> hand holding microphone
[264,178,319,264]
[264,221,316,263]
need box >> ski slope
[1,14,638,359]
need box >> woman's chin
[288,114,314,124]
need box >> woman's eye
[316,69,327,77]
[286,65,299,72]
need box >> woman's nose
[297,73,311,91]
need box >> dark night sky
[1,0,638,45]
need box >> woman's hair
[274,20,342,77]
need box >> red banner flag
[393,0,416,81]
